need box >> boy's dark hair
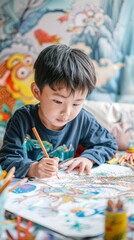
[34,44,96,94]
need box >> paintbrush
[107,199,116,212]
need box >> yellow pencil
[32,127,60,179]
[0,170,7,181]
[108,157,118,164]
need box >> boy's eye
[53,100,62,104]
[73,103,81,107]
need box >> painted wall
[0,0,134,138]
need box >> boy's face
[32,83,88,130]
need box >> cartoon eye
[23,56,33,65]
[16,67,29,79]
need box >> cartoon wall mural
[0,53,35,103]
[0,0,134,141]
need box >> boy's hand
[27,157,59,178]
[59,157,94,175]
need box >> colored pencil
[0,170,7,180]
[8,177,28,192]
[6,229,15,240]
[32,127,49,158]
[4,166,15,183]
[23,220,33,240]
[125,162,134,171]
[17,216,21,240]
[32,127,60,179]
[108,157,118,164]
[0,178,12,193]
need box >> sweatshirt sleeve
[0,109,33,178]
[79,112,118,165]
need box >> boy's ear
[31,82,40,100]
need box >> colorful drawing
[12,184,36,194]
[4,164,134,238]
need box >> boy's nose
[60,107,71,119]
[60,112,69,119]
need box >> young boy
[0,44,117,178]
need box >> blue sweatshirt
[0,104,117,178]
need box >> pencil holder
[104,210,128,240]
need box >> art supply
[0,166,16,237]
[0,170,7,181]
[3,168,134,239]
[17,216,21,240]
[4,166,15,182]
[23,220,33,240]
[108,154,118,164]
[125,162,134,171]
[9,177,28,192]
[32,127,60,179]
[6,229,15,240]
[104,199,127,240]
[16,217,34,240]
[32,127,49,158]
[126,147,134,153]
[0,179,12,194]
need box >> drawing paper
[4,164,134,238]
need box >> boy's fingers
[85,165,91,175]
[44,158,58,167]
[78,163,85,175]
[66,161,79,173]
[59,159,73,168]
[54,157,60,162]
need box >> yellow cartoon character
[0,53,37,104]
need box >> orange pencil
[32,127,49,157]
[0,178,12,193]
[32,127,60,179]
[17,216,21,240]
